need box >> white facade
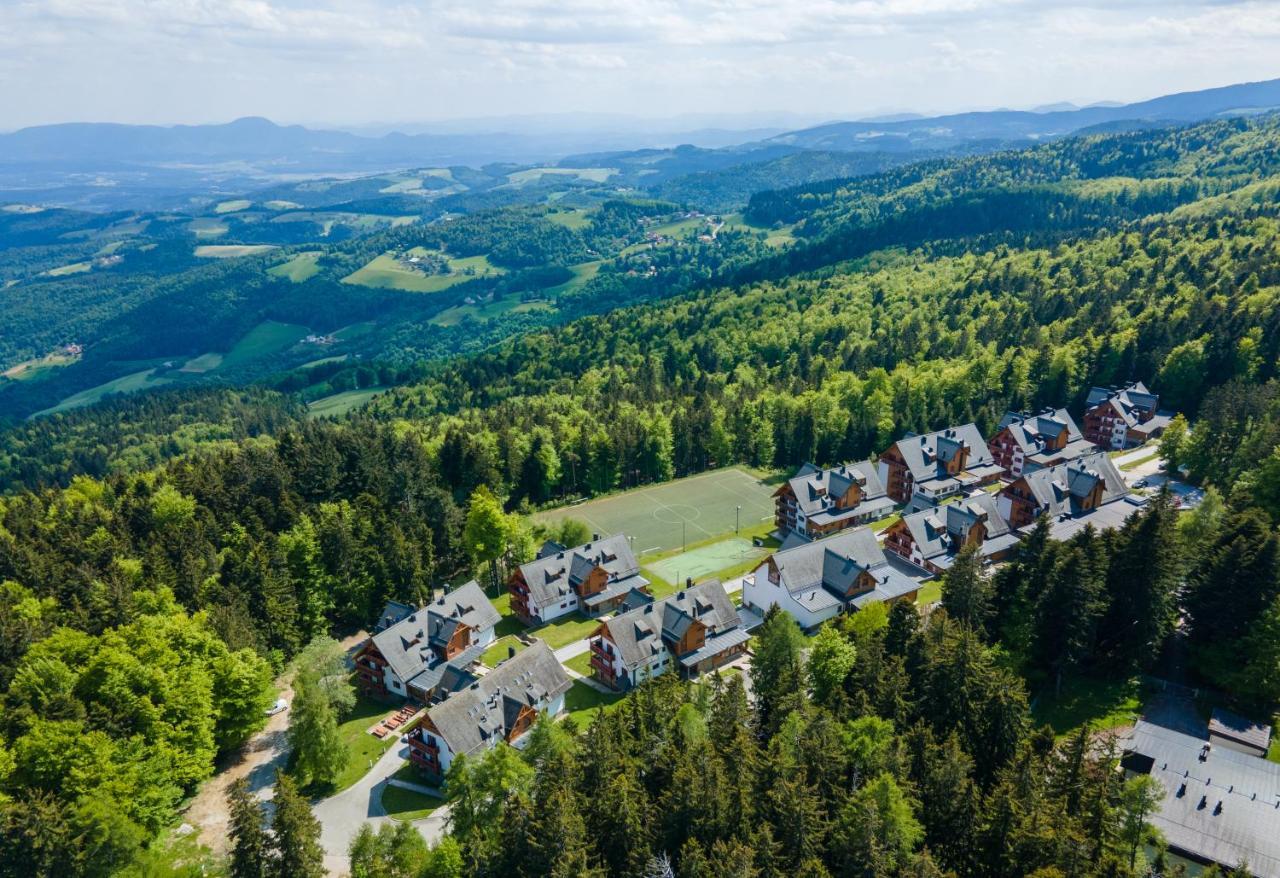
[381,621,497,696]
[741,566,842,630]
[419,691,567,776]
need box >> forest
[4,112,1280,875]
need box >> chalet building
[589,579,748,691]
[1082,381,1175,450]
[773,461,895,539]
[374,600,415,632]
[353,581,500,703]
[743,528,921,631]
[407,641,571,783]
[1122,721,1280,878]
[987,409,1097,478]
[878,424,1003,506]
[508,534,648,624]
[882,493,1020,575]
[996,452,1143,539]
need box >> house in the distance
[589,579,748,690]
[406,641,572,782]
[743,528,921,630]
[882,493,1020,575]
[878,424,1004,506]
[354,581,500,703]
[987,409,1097,478]
[996,452,1141,539]
[773,461,895,539]
[508,534,648,624]
[1082,381,1174,450]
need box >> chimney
[685,577,693,588]
[592,532,601,541]
[508,645,516,660]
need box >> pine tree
[271,772,324,878]
[228,778,270,878]
[287,671,348,789]
[941,542,992,633]
[1099,494,1181,670]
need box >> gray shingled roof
[900,493,1015,567]
[1086,381,1161,429]
[602,580,740,671]
[1125,721,1280,878]
[784,460,889,520]
[1018,452,1129,520]
[515,534,640,611]
[891,423,998,488]
[770,528,921,610]
[425,641,572,758]
[369,581,499,686]
[1210,708,1273,753]
[996,408,1096,468]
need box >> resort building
[508,534,648,624]
[878,424,1004,506]
[1082,381,1175,450]
[773,461,895,539]
[406,641,572,782]
[987,408,1097,478]
[354,582,500,703]
[881,493,1019,575]
[588,579,748,691]
[742,528,921,631]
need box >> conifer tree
[271,772,324,878]
[228,778,270,878]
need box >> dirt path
[184,679,295,855]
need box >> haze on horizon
[2,0,1279,132]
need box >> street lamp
[736,505,741,534]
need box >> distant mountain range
[767,77,1280,151]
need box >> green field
[381,785,445,821]
[430,295,553,327]
[44,261,92,277]
[220,320,309,370]
[330,693,405,794]
[178,352,224,373]
[307,386,386,418]
[534,467,776,555]
[505,167,616,187]
[564,651,593,677]
[545,260,602,298]
[195,244,277,259]
[647,536,766,585]
[546,208,592,230]
[1030,676,1143,739]
[563,681,623,728]
[480,635,527,668]
[268,251,323,282]
[34,367,174,417]
[214,199,252,214]
[3,351,80,382]
[187,217,228,239]
[343,251,503,293]
[264,200,302,210]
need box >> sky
[1,0,1279,131]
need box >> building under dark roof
[1124,721,1280,877]
[1210,708,1273,759]
[878,423,1004,505]
[509,533,648,623]
[773,460,895,539]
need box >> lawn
[2,351,79,381]
[195,244,277,259]
[187,217,228,238]
[545,208,592,230]
[533,466,776,556]
[343,251,503,293]
[643,525,774,587]
[381,785,446,822]
[916,579,942,607]
[330,694,406,794]
[505,167,615,187]
[221,320,310,370]
[430,295,553,328]
[544,260,602,298]
[562,680,623,728]
[481,635,527,668]
[45,261,92,277]
[530,613,601,650]
[1268,732,1280,764]
[307,387,386,418]
[178,352,224,373]
[1120,452,1160,472]
[268,251,323,282]
[1030,675,1143,739]
[564,651,593,677]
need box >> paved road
[313,738,450,876]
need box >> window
[392,680,401,690]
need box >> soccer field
[535,467,776,555]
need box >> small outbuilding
[1209,707,1273,759]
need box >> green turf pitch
[648,537,765,584]
[534,467,775,555]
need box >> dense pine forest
[4,112,1280,876]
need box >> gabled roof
[768,528,921,610]
[1210,708,1273,753]
[515,534,641,610]
[601,580,739,670]
[887,424,998,486]
[1016,452,1128,518]
[782,460,888,518]
[996,408,1091,461]
[374,600,416,632]
[900,493,1017,568]
[425,641,572,757]
[1086,381,1160,426]
[369,581,499,685]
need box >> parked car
[1132,478,1147,488]
[265,698,289,716]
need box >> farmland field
[187,217,228,239]
[34,367,173,416]
[306,386,386,418]
[505,167,615,187]
[267,251,323,282]
[219,320,309,370]
[2,351,80,382]
[430,295,553,327]
[178,352,224,373]
[534,467,776,555]
[194,244,277,259]
[546,208,592,230]
[44,262,92,277]
[343,251,503,293]
[214,199,252,214]
[546,260,601,297]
